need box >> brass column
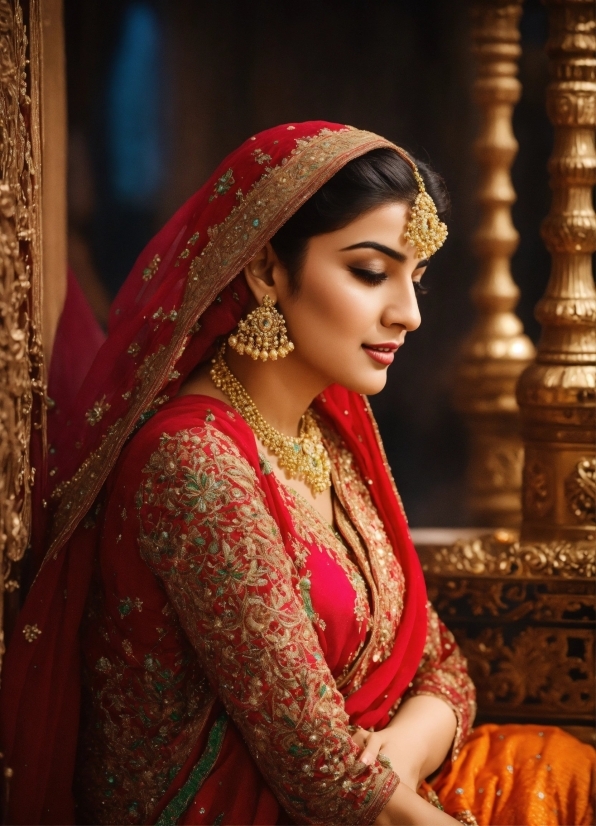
[455,0,535,527]
[517,0,596,545]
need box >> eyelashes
[348,266,387,285]
[348,266,429,295]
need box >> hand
[351,726,420,791]
[351,695,458,792]
[351,718,462,825]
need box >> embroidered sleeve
[136,425,398,825]
[405,604,476,758]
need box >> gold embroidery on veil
[45,127,397,569]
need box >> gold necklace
[210,346,331,495]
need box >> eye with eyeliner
[349,265,429,295]
[348,266,387,285]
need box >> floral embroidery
[79,410,474,823]
[252,147,272,165]
[152,307,178,323]
[142,253,161,281]
[209,168,235,201]
[134,425,398,824]
[298,573,325,629]
[77,575,214,825]
[321,421,406,690]
[117,597,143,617]
[23,624,41,642]
[173,233,200,268]
[86,396,111,426]
[404,603,476,759]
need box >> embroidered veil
[1,122,432,824]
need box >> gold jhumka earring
[228,295,295,361]
[402,162,448,259]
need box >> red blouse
[76,397,475,825]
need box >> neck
[224,347,329,437]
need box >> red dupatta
[0,121,427,824]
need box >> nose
[382,279,421,333]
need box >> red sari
[73,394,474,825]
[0,122,433,824]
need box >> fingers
[350,727,368,750]
[359,731,382,766]
[349,726,393,769]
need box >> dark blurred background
[64,0,552,527]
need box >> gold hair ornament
[210,346,331,495]
[403,163,448,259]
[228,294,294,361]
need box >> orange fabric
[425,724,595,826]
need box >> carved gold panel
[416,530,595,744]
[0,0,44,669]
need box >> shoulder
[139,422,262,512]
[129,402,282,576]
[109,395,263,512]
[119,395,259,475]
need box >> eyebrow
[340,241,429,268]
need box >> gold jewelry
[210,346,331,495]
[403,164,448,259]
[228,294,295,361]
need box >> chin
[338,370,388,396]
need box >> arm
[358,606,476,794]
[136,424,397,825]
[403,604,476,760]
[376,783,460,826]
[355,695,456,792]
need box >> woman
[1,122,593,826]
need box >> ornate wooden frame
[0,0,66,667]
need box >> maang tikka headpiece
[400,154,448,259]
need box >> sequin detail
[135,425,398,823]
[155,712,228,826]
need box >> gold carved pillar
[517,0,596,545]
[414,0,595,743]
[455,0,535,527]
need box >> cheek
[284,275,389,393]
[290,275,373,345]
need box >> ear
[243,242,285,304]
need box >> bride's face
[276,201,428,396]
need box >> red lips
[362,342,401,366]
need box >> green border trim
[155,711,228,825]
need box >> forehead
[314,202,411,249]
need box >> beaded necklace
[210,346,331,495]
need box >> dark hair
[270,148,449,292]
